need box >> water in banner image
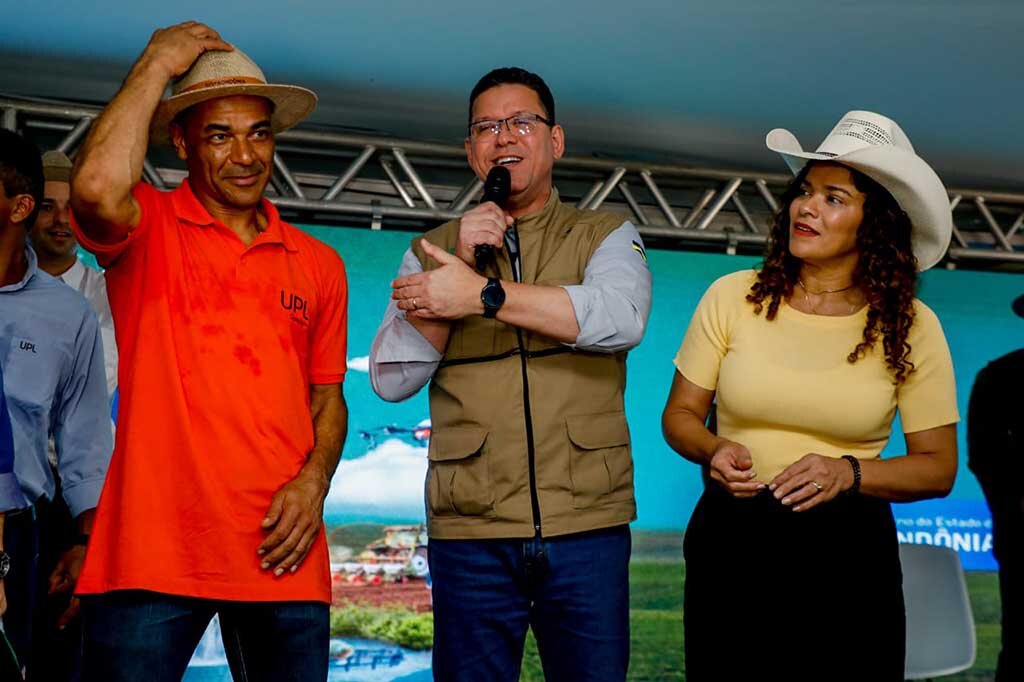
[183,616,432,682]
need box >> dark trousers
[2,506,39,676]
[982,491,1023,682]
[80,590,329,682]
[683,486,905,681]
[428,525,631,682]
[32,493,81,682]
[0,492,80,681]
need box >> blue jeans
[428,525,631,682]
[80,590,329,682]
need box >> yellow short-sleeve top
[673,270,960,482]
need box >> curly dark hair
[747,161,919,384]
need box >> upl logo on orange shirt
[280,289,310,325]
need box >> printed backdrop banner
[83,223,1020,572]
[130,221,1019,680]
[299,224,1020,572]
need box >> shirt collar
[514,188,561,232]
[169,180,298,253]
[0,244,40,293]
[59,258,86,290]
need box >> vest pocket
[566,412,634,509]
[427,426,494,517]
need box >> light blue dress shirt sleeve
[52,303,113,517]
[561,221,653,352]
[369,248,443,402]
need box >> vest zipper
[505,221,543,537]
[515,325,542,538]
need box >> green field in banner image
[517,564,1003,681]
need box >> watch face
[482,279,506,309]
[0,551,9,579]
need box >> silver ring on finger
[412,298,418,310]
[810,480,823,492]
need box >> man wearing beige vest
[370,67,652,681]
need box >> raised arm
[70,22,231,242]
[391,222,651,352]
[369,248,446,402]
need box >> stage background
[302,223,1021,572]
[92,220,1016,679]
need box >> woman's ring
[811,480,823,492]
[412,298,418,309]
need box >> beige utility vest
[413,191,637,540]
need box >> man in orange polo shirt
[69,22,348,681]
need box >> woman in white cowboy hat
[662,111,960,679]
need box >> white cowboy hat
[149,46,317,146]
[766,111,952,270]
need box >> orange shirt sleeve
[71,182,160,268]
[309,248,348,384]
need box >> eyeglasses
[468,113,553,140]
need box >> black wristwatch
[480,277,505,319]
[0,550,10,580]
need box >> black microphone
[474,166,511,271]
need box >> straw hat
[149,46,316,146]
[766,111,952,271]
[41,150,72,183]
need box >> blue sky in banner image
[299,226,433,526]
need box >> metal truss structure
[4,96,1022,269]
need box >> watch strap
[481,277,504,319]
[842,455,862,494]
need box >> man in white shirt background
[25,149,118,682]
[29,151,117,401]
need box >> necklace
[797,278,855,295]
[797,278,858,315]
